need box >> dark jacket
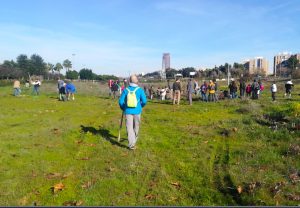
[173,81,181,91]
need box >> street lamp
[227,64,230,86]
[72,53,76,70]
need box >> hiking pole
[118,111,124,142]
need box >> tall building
[161,53,170,79]
[273,52,292,76]
[244,57,269,75]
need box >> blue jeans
[201,92,207,101]
[230,92,237,99]
[14,88,21,96]
[32,86,40,95]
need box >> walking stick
[118,111,124,142]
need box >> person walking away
[200,81,208,102]
[229,80,238,99]
[194,80,199,95]
[111,81,119,99]
[119,75,147,150]
[32,79,41,95]
[66,81,76,100]
[239,79,246,98]
[173,78,181,105]
[246,84,252,97]
[259,81,264,95]
[108,79,113,97]
[208,80,217,102]
[148,86,154,100]
[187,79,194,105]
[161,86,167,101]
[284,80,294,98]
[271,81,277,101]
[13,79,21,96]
[57,78,65,100]
[251,79,260,100]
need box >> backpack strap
[126,87,139,93]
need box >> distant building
[244,57,269,75]
[161,53,170,79]
[273,52,300,76]
[273,52,292,76]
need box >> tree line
[145,56,300,79]
[0,54,118,81]
[144,62,248,79]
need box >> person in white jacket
[271,81,277,101]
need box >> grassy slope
[0,81,299,206]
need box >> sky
[0,0,299,76]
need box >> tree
[287,55,299,71]
[30,54,47,75]
[63,59,72,72]
[166,68,178,78]
[54,63,63,74]
[47,63,55,74]
[79,68,95,80]
[16,54,30,73]
[66,70,79,80]
[2,60,17,68]
[179,67,196,77]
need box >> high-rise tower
[161,53,170,79]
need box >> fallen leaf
[63,200,84,206]
[170,181,181,189]
[105,166,115,172]
[149,181,157,188]
[75,140,84,144]
[168,196,178,202]
[62,172,73,179]
[52,128,59,134]
[76,200,84,206]
[32,189,40,195]
[237,185,243,194]
[145,194,155,200]
[286,193,300,201]
[125,191,133,196]
[289,172,300,184]
[31,171,37,177]
[81,181,93,189]
[51,183,65,193]
[46,172,61,179]
[19,196,28,205]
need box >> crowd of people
[112,78,295,105]
[12,77,295,105]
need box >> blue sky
[0,0,299,76]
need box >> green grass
[0,80,299,206]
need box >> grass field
[0,80,299,206]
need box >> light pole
[227,63,230,86]
[72,53,76,70]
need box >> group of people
[57,78,76,101]
[130,78,296,106]
[108,79,128,99]
[13,79,41,96]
